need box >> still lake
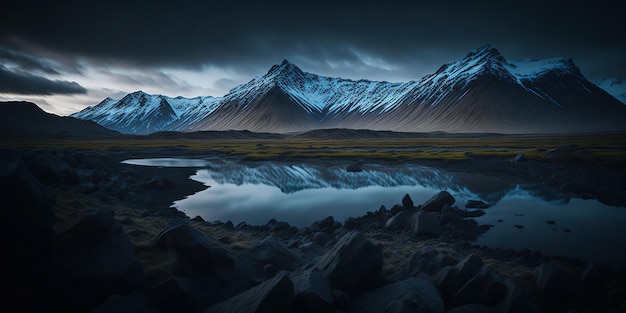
[123,158,626,267]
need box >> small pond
[123,157,626,268]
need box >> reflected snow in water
[124,158,626,267]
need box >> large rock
[146,276,195,313]
[500,278,536,313]
[290,270,334,313]
[409,245,459,276]
[315,230,383,296]
[447,304,498,313]
[383,211,411,230]
[203,274,294,313]
[1,148,55,253]
[157,223,230,274]
[402,194,414,209]
[436,254,483,301]
[56,210,143,303]
[581,262,612,285]
[453,267,507,306]
[350,277,445,313]
[249,236,296,270]
[535,262,575,299]
[421,191,455,212]
[410,211,444,235]
[91,294,153,313]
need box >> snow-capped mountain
[71,91,219,134]
[74,45,626,134]
[596,77,626,104]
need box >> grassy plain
[4,132,626,166]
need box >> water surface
[124,157,626,267]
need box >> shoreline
[3,145,626,312]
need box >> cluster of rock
[3,147,625,313]
[343,191,490,241]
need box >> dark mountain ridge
[72,45,626,134]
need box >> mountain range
[72,45,626,134]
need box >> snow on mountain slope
[596,77,626,104]
[74,45,626,134]
[221,59,419,115]
[71,91,219,134]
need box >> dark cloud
[0,0,624,82]
[0,47,59,74]
[0,66,87,95]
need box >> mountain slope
[71,91,219,134]
[0,101,119,138]
[74,45,626,134]
[596,77,626,104]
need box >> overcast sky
[1,0,624,115]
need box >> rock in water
[203,274,294,313]
[422,191,455,212]
[465,200,490,209]
[315,230,383,296]
[350,277,445,313]
[402,193,414,208]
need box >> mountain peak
[267,59,305,78]
[464,44,507,65]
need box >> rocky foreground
[1,148,625,313]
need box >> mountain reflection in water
[123,158,626,267]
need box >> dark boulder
[56,209,143,306]
[146,277,195,313]
[410,211,444,235]
[500,278,536,313]
[267,220,291,232]
[157,223,231,275]
[315,230,383,296]
[319,216,335,230]
[447,304,498,313]
[203,274,294,313]
[465,200,490,209]
[249,236,296,270]
[332,290,351,311]
[435,254,483,302]
[581,262,612,285]
[291,270,334,313]
[421,191,455,212]
[350,277,444,313]
[1,148,55,249]
[409,245,459,276]
[91,294,154,313]
[453,267,507,306]
[535,262,575,299]
[383,211,411,230]
[402,194,414,209]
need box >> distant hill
[0,101,119,138]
